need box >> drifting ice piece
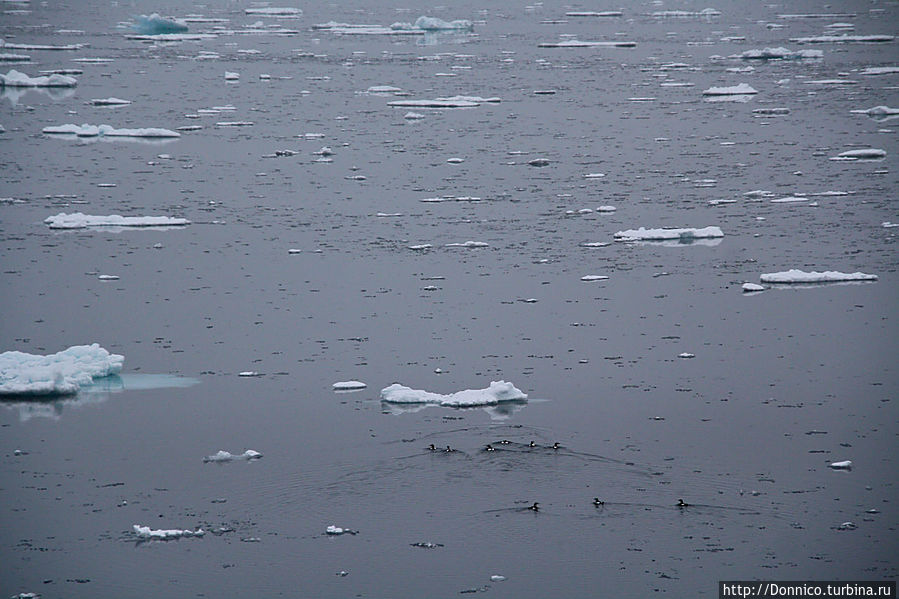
[759,270,877,283]
[702,83,758,95]
[45,212,190,229]
[614,226,724,241]
[381,381,527,407]
[0,69,77,87]
[132,525,204,540]
[0,344,124,396]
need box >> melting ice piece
[90,97,131,105]
[829,460,852,470]
[832,148,886,160]
[203,450,263,463]
[0,69,77,87]
[130,13,189,35]
[132,525,204,540]
[790,34,894,43]
[391,16,473,32]
[759,270,877,283]
[580,275,609,281]
[738,47,822,60]
[381,381,527,407]
[614,226,724,241]
[325,525,357,535]
[445,241,488,248]
[702,83,758,95]
[389,99,480,108]
[45,212,189,229]
[0,344,124,396]
[742,283,765,293]
[333,380,367,390]
[538,40,636,48]
[42,123,180,138]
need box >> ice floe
[392,16,473,32]
[759,270,877,284]
[0,53,30,62]
[581,275,609,282]
[225,71,239,80]
[738,47,822,60]
[325,525,357,535]
[245,7,302,16]
[132,525,204,540]
[388,98,480,108]
[130,13,188,35]
[566,11,622,17]
[831,148,886,161]
[860,66,899,76]
[203,450,263,463]
[380,381,527,407]
[538,40,636,48]
[850,106,899,121]
[0,42,84,51]
[90,97,131,106]
[0,344,124,396]
[614,226,724,241]
[702,83,757,96]
[652,8,721,18]
[43,124,180,138]
[45,212,189,229]
[0,69,76,87]
[445,241,488,248]
[332,380,367,390]
[790,34,894,43]
[829,460,853,470]
[742,283,765,293]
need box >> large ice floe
[132,525,204,540]
[313,16,472,35]
[0,344,124,396]
[702,83,758,95]
[392,16,473,31]
[129,13,188,35]
[759,270,878,284]
[43,123,180,138]
[538,39,636,48]
[380,381,527,407]
[790,34,894,43]
[738,47,822,60]
[203,450,263,463]
[831,148,886,161]
[614,226,724,242]
[45,212,190,229]
[850,106,899,122]
[0,69,77,87]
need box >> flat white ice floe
[325,525,357,535]
[759,270,877,283]
[132,525,204,540]
[203,449,263,463]
[388,98,480,108]
[790,34,894,43]
[245,7,302,16]
[445,241,489,248]
[538,39,636,48]
[0,344,124,396]
[614,226,724,241]
[380,381,527,407]
[832,148,886,160]
[45,212,189,229]
[90,97,131,106]
[738,47,822,60]
[830,460,853,470]
[702,83,758,95]
[0,69,76,87]
[332,380,367,390]
[742,283,765,293]
[43,123,180,138]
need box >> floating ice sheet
[790,34,894,43]
[832,148,886,160]
[132,525,204,540]
[759,270,877,283]
[0,344,124,396]
[203,450,263,463]
[614,226,724,241]
[333,380,367,390]
[43,123,180,138]
[538,40,636,48]
[738,47,823,60]
[45,212,190,229]
[702,83,757,95]
[380,381,527,407]
[0,69,76,87]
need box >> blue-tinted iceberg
[0,344,124,396]
[130,13,188,35]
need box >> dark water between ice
[1,0,897,597]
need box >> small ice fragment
[446,157,464,163]
[238,371,260,377]
[584,173,605,179]
[224,71,239,80]
[528,158,550,167]
[90,97,131,106]
[367,85,402,93]
[490,575,507,582]
[833,148,886,160]
[245,7,302,16]
[596,205,616,212]
[445,241,488,248]
[98,274,119,280]
[325,525,357,535]
[835,521,857,530]
[759,270,877,283]
[790,35,893,43]
[288,249,302,254]
[883,222,899,228]
[742,283,765,293]
[203,450,263,463]
[333,381,366,390]
[702,83,758,96]
[829,460,852,470]
[130,13,188,35]
[132,524,205,540]
[678,352,695,359]
[409,244,432,250]
[580,275,609,281]
[404,112,425,120]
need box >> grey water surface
[1,0,897,597]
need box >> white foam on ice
[759,270,877,283]
[1,69,76,87]
[132,525,204,540]
[380,381,527,407]
[43,123,180,138]
[614,226,724,241]
[45,212,189,229]
[0,344,124,396]
[203,449,263,463]
[702,83,758,95]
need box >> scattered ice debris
[860,66,899,76]
[332,381,367,390]
[203,450,263,463]
[380,381,527,407]
[829,460,852,470]
[832,148,886,161]
[45,212,189,229]
[580,275,609,282]
[87,100,132,111]
[678,352,695,359]
[43,124,179,138]
[0,344,124,396]
[614,226,724,241]
[759,270,877,284]
[738,47,822,60]
[325,525,357,535]
[245,7,302,16]
[742,283,765,293]
[238,371,261,377]
[538,40,636,48]
[702,83,757,96]
[791,35,893,43]
[132,525,204,540]
[445,241,488,248]
[652,8,721,18]
[130,13,188,35]
[224,71,239,80]
[0,69,76,87]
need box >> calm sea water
[2,0,897,597]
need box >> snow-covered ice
[702,83,758,96]
[742,283,765,293]
[203,450,263,463]
[759,270,877,284]
[132,525,204,540]
[0,69,76,87]
[614,226,724,241]
[0,344,124,396]
[45,212,189,229]
[380,381,527,407]
[830,460,853,470]
[43,124,180,138]
[333,380,367,390]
